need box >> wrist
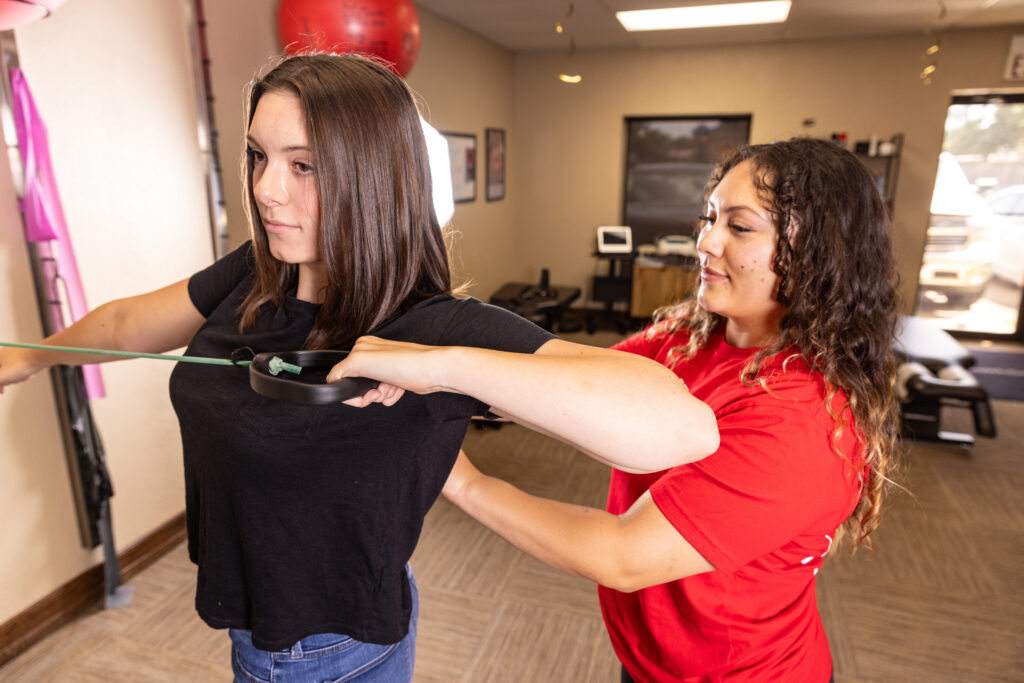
[22,347,50,372]
[434,346,466,394]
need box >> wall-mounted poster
[486,127,506,202]
[442,132,476,203]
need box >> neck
[724,315,782,349]
[296,263,327,304]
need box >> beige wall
[511,26,1024,310]
[406,9,518,298]
[0,0,213,623]
[201,0,278,252]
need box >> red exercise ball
[277,0,421,78]
[0,0,67,31]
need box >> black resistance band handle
[248,350,379,405]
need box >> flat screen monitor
[597,225,633,253]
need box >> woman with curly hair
[335,136,901,681]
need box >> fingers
[340,383,406,408]
[341,386,384,407]
[379,384,405,406]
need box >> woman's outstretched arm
[329,336,719,473]
[442,449,714,591]
[0,279,204,392]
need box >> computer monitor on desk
[596,226,632,254]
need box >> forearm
[443,450,715,590]
[441,344,719,473]
[451,467,631,589]
[16,279,202,369]
[30,300,142,367]
[330,336,719,472]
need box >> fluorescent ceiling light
[616,1,792,31]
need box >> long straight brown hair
[238,53,452,348]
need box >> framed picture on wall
[441,132,477,203]
[623,115,751,248]
[485,127,506,202]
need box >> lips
[701,266,728,282]
[263,219,299,234]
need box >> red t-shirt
[600,324,864,682]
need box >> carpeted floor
[969,349,1024,401]
[5,402,1024,682]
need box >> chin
[696,290,721,316]
[268,244,315,265]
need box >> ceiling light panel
[617,1,792,31]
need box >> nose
[254,161,288,207]
[697,219,724,259]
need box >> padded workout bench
[894,316,997,448]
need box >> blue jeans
[230,566,419,683]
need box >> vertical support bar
[184,0,228,259]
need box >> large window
[622,115,751,249]
[913,93,1024,340]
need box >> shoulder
[192,241,255,283]
[187,241,255,318]
[374,295,555,352]
[716,354,830,423]
[439,296,556,351]
[612,319,691,362]
[711,358,861,475]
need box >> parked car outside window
[984,184,1024,287]
[917,153,996,307]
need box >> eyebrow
[245,135,310,153]
[720,204,769,220]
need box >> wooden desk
[630,259,698,318]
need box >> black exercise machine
[489,269,582,333]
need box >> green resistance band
[0,341,302,376]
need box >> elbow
[647,401,718,472]
[591,553,711,593]
[584,541,660,593]
[591,561,661,594]
[596,572,646,594]
[678,399,719,463]
[96,299,129,350]
[696,402,720,458]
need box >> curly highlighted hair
[656,137,902,549]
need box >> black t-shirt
[168,243,553,650]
